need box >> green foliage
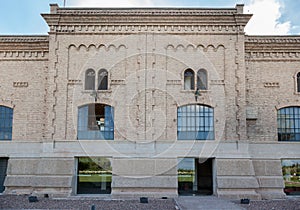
[78,157,112,173]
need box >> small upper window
[85,69,95,90]
[297,72,300,92]
[184,69,195,90]
[98,69,108,90]
[197,69,207,90]
[0,106,13,140]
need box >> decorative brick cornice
[0,51,48,60]
[56,8,238,16]
[245,36,300,61]
[245,52,300,61]
[0,36,49,60]
[246,36,300,44]
[49,24,246,34]
[246,36,300,51]
[42,4,251,34]
[0,36,48,43]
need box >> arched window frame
[277,106,300,141]
[296,72,300,93]
[197,69,208,90]
[85,69,96,90]
[77,103,114,140]
[98,69,108,90]
[0,105,13,140]
[184,69,195,90]
[177,104,214,140]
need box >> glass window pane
[177,104,214,140]
[77,157,112,194]
[85,69,95,90]
[278,107,300,141]
[78,104,114,140]
[0,106,13,141]
[98,69,108,90]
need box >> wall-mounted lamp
[195,88,201,101]
[90,90,98,102]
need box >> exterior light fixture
[195,88,201,101]
[90,90,98,102]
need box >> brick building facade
[0,4,299,199]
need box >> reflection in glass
[77,157,112,194]
[282,160,300,195]
[197,69,207,90]
[0,106,13,140]
[98,69,108,90]
[85,69,95,90]
[184,69,195,90]
[77,104,114,140]
[178,158,213,195]
[178,104,214,140]
[278,107,300,141]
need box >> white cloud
[70,0,156,7]
[244,0,291,35]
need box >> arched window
[178,104,214,140]
[197,69,207,90]
[278,106,300,141]
[184,69,195,90]
[78,104,114,140]
[98,69,108,90]
[0,106,13,140]
[297,72,300,92]
[85,69,95,90]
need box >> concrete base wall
[4,158,74,197]
[0,141,296,199]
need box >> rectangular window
[178,158,213,195]
[0,106,13,140]
[282,160,300,195]
[77,157,112,194]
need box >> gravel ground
[0,195,176,210]
[1,195,300,210]
[237,198,300,210]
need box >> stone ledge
[111,188,177,198]
[4,175,72,188]
[217,176,259,189]
[112,176,177,188]
[217,189,261,200]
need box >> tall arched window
[278,106,300,141]
[197,69,207,90]
[178,104,214,140]
[78,104,114,140]
[0,106,13,140]
[297,72,300,92]
[85,69,95,90]
[98,69,108,90]
[184,69,195,90]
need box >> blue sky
[0,0,299,35]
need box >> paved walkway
[174,196,245,210]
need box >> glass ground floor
[75,157,215,196]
